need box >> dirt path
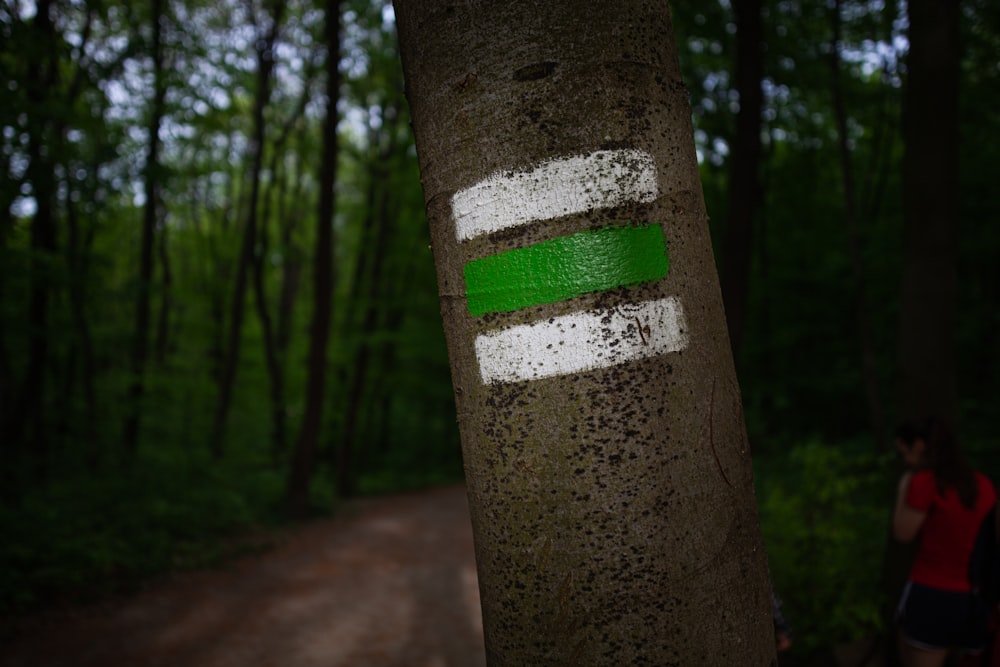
[1,485,486,667]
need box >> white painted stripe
[452,149,658,242]
[474,297,688,384]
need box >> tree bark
[122,0,166,460]
[720,0,763,363]
[286,0,341,517]
[896,0,960,426]
[394,2,776,664]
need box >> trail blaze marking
[463,224,669,316]
[473,297,689,385]
[452,149,658,242]
[451,148,690,384]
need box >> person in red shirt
[894,417,997,667]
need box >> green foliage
[757,440,894,655]
[0,450,290,617]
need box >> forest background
[1,0,998,660]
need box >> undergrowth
[756,437,898,656]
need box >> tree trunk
[334,107,401,497]
[829,0,887,451]
[252,168,287,460]
[209,3,285,458]
[720,0,763,363]
[274,122,308,367]
[896,0,960,425]
[394,3,776,664]
[154,221,173,364]
[65,185,100,469]
[253,73,311,462]
[253,217,286,457]
[122,0,166,460]
[286,0,341,517]
[7,0,59,474]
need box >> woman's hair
[900,416,978,509]
[895,420,924,448]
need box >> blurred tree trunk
[335,101,401,497]
[286,0,341,517]
[154,222,173,365]
[828,0,887,451]
[252,206,286,459]
[122,0,166,461]
[0,73,16,448]
[252,155,287,460]
[209,1,286,459]
[6,0,60,474]
[202,146,239,387]
[720,0,762,363]
[253,78,310,462]
[65,185,100,469]
[274,119,311,370]
[395,2,776,664]
[896,0,960,425]
[54,7,101,470]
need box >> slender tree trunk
[336,165,393,497]
[1,125,17,447]
[7,0,59,475]
[252,80,309,461]
[286,0,341,517]
[154,221,173,364]
[252,175,287,459]
[253,218,287,456]
[720,0,763,363]
[66,186,100,469]
[274,121,309,367]
[896,0,960,425]
[829,0,887,451]
[122,0,166,460]
[209,3,285,458]
[334,114,395,497]
[202,169,233,386]
[395,3,775,664]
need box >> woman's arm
[893,471,927,542]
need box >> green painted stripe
[464,224,669,316]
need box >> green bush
[0,452,288,617]
[757,440,895,654]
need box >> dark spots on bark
[513,61,558,81]
[598,138,631,152]
[451,71,478,94]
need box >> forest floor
[0,484,486,667]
